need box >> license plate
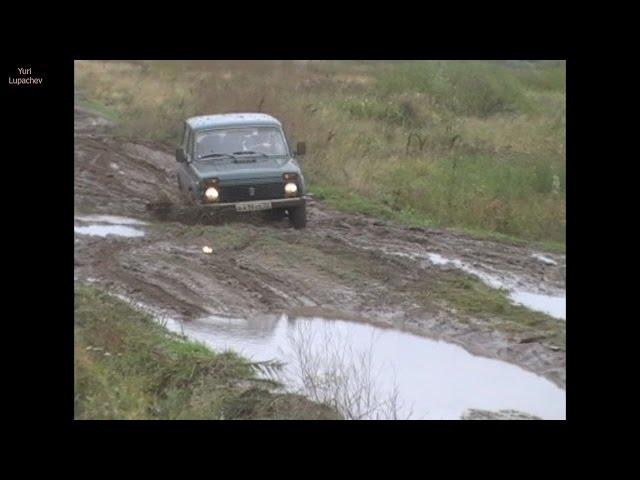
[235,201,272,212]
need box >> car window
[195,127,288,158]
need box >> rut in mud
[74,105,566,390]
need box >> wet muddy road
[74,105,566,395]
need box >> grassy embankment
[75,60,565,251]
[74,285,340,420]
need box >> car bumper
[198,196,306,211]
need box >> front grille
[219,183,285,203]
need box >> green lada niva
[176,113,307,228]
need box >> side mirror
[176,147,186,163]
[295,141,306,156]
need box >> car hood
[191,156,300,184]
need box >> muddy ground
[74,105,566,389]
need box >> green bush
[375,61,531,117]
[515,62,566,92]
[338,96,417,125]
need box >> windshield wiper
[199,153,236,160]
[232,151,268,158]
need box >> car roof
[186,113,282,130]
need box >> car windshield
[195,126,288,159]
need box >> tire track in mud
[75,237,209,318]
[310,215,565,295]
[74,105,566,388]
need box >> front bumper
[198,196,306,211]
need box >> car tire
[267,208,287,221]
[177,176,192,204]
[288,203,307,229]
[179,183,195,206]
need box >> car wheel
[288,203,307,229]
[267,208,287,221]
[179,184,195,206]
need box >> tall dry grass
[284,321,410,420]
[75,60,566,244]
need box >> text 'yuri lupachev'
[8,67,43,86]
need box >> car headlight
[204,187,219,202]
[284,182,298,195]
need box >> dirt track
[74,105,566,388]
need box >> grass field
[74,285,340,419]
[75,60,566,248]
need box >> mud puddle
[74,215,146,238]
[75,214,147,226]
[74,225,145,238]
[357,245,566,320]
[532,253,558,266]
[144,307,565,420]
[450,260,566,320]
[509,291,566,320]
[435,254,566,321]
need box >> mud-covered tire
[177,175,192,205]
[267,208,287,221]
[288,203,307,229]
[179,183,196,206]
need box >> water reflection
[173,313,566,420]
